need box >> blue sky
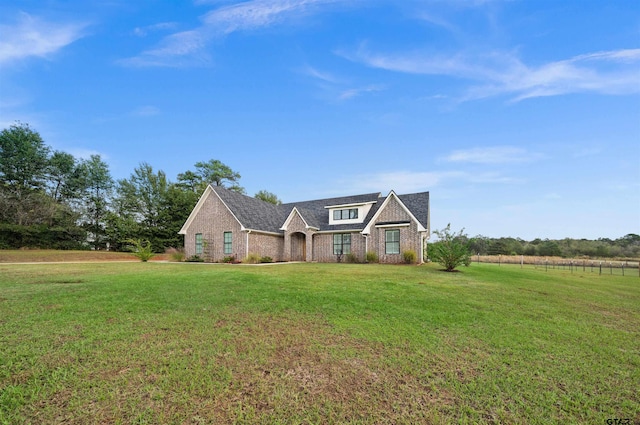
[1,0,639,240]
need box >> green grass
[0,262,638,424]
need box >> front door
[291,232,306,261]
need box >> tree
[47,151,82,203]
[468,235,490,255]
[177,159,244,194]
[116,163,168,240]
[158,183,199,248]
[0,123,51,225]
[538,239,562,257]
[126,238,155,262]
[255,190,282,205]
[77,155,114,249]
[115,163,196,251]
[429,224,471,272]
[0,122,50,197]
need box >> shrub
[403,250,417,264]
[244,252,261,264]
[345,253,359,263]
[165,247,185,262]
[185,255,204,262]
[222,255,236,263]
[126,239,155,262]
[429,224,471,272]
[365,251,379,263]
[260,256,273,263]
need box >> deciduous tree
[429,224,471,272]
[255,190,282,205]
[177,159,244,194]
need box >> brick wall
[312,232,366,262]
[247,232,284,262]
[368,196,422,263]
[183,192,245,262]
[283,210,314,262]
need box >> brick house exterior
[179,186,430,263]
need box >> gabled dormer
[325,200,378,226]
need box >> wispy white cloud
[202,0,340,34]
[121,0,346,67]
[334,170,461,194]
[416,11,459,34]
[133,22,178,37]
[572,146,602,158]
[299,64,342,84]
[120,29,212,67]
[0,13,88,66]
[300,63,384,101]
[443,146,543,164]
[131,105,161,117]
[341,44,640,102]
[333,168,520,195]
[338,84,385,100]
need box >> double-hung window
[385,229,400,254]
[223,232,232,255]
[195,233,203,255]
[333,233,351,255]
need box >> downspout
[246,230,251,259]
[364,234,368,259]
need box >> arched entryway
[290,232,306,261]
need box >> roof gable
[362,190,429,235]
[178,185,246,235]
[179,185,213,235]
[280,207,319,231]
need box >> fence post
[599,262,602,275]
[610,262,612,275]
[622,263,624,276]
[521,255,523,269]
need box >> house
[179,185,430,263]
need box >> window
[333,208,358,220]
[333,233,351,255]
[224,232,232,255]
[385,229,400,254]
[195,233,203,255]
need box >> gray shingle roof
[211,186,429,234]
[397,192,430,230]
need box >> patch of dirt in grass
[23,312,456,424]
[200,314,456,423]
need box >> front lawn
[0,262,638,424]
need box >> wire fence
[473,255,640,277]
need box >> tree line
[464,234,640,259]
[2,122,637,257]
[0,122,280,252]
